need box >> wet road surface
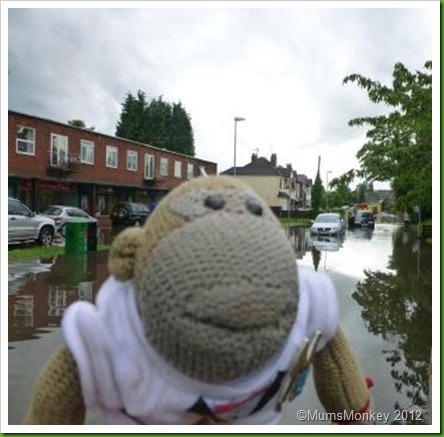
[8,224,432,425]
[281,224,432,425]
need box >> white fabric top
[62,266,339,425]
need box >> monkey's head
[108,176,299,383]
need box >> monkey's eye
[204,194,225,210]
[246,198,263,216]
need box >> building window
[80,140,94,164]
[106,146,118,168]
[174,161,182,178]
[16,126,36,155]
[160,157,169,176]
[127,150,138,172]
[50,133,68,166]
[144,154,155,179]
[187,163,194,180]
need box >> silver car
[40,205,97,236]
[8,198,56,246]
[310,213,345,236]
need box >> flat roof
[9,109,217,166]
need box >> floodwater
[8,224,432,425]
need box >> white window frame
[50,133,68,166]
[187,163,194,180]
[160,157,169,176]
[106,145,118,169]
[80,139,94,165]
[16,126,36,155]
[144,154,155,179]
[127,150,138,172]
[174,160,182,178]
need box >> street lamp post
[326,170,332,210]
[233,117,245,176]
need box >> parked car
[111,202,151,227]
[310,213,345,236]
[8,198,56,246]
[40,205,98,236]
[354,210,375,229]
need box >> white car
[40,205,98,236]
[310,213,345,236]
[8,198,56,246]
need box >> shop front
[17,178,78,212]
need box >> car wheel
[117,206,130,220]
[38,226,54,246]
[60,225,66,237]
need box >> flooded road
[8,224,432,425]
[281,224,432,425]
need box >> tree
[311,170,324,216]
[342,61,432,217]
[115,91,195,156]
[68,119,95,131]
[169,102,195,156]
[328,179,353,207]
[143,96,172,148]
[115,90,148,142]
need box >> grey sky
[6,3,436,187]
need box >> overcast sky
[6,2,437,188]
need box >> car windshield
[41,206,62,215]
[314,215,339,223]
[130,203,149,213]
[357,211,372,218]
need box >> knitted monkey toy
[24,175,372,425]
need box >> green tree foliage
[311,170,324,216]
[115,90,148,142]
[170,102,195,156]
[115,91,195,156]
[327,179,353,207]
[68,119,95,131]
[343,61,432,217]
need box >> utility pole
[233,117,245,176]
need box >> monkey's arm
[312,327,373,424]
[23,345,85,424]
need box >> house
[296,174,313,208]
[8,111,217,221]
[221,153,310,214]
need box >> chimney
[251,153,258,163]
[286,163,292,171]
[270,153,277,167]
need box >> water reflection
[285,226,347,271]
[8,252,109,344]
[285,226,310,259]
[348,226,375,240]
[310,235,344,252]
[352,228,432,424]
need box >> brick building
[8,111,217,217]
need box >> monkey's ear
[108,227,144,281]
